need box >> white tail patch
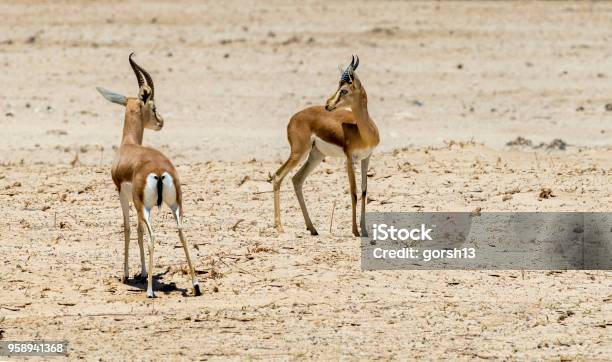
[161,172,177,207]
[143,174,159,209]
[143,172,177,209]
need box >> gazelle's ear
[96,87,126,106]
[348,67,355,81]
[351,72,361,89]
[348,54,360,87]
[139,85,152,104]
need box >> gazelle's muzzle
[155,116,164,130]
[325,91,341,112]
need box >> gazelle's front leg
[346,155,359,237]
[119,189,131,283]
[170,205,201,296]
[360,156,370,237]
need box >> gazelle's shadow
[124,269,188,297]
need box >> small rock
[507,137,532,147]
[539,188,554,199]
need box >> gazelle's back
[111,144,176,191]
[288,106,355,149]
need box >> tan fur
[111,98,182,216]
[99,55,200,297]
[273,65,380,237]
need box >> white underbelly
[313,137,345,158]
[313,136,373,161]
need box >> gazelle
[96,53,200,298]
[273,56,380,237]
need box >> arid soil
[1,1,611,360]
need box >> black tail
[156,177,163,207]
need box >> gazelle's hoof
[194,284,202,296]
[353,230,360,237]
[135,273,147,282]
[360,230,369,238]
[121,276,129,284]
[147,290,155,298]
[309,229,319,236]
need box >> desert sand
[1,1,611,360]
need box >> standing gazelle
[96,53,200,298]
[273,56,380,237]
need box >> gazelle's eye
[340,89,348,96]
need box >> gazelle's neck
[351,85,380,147]
[121,107,144,146]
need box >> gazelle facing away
[273,56,380,237]
[96,53,200,298]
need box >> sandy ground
[1,1,612,360]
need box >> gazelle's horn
[129,53,155,100]
[340,56,353,83]
[340,68,351,83]
[352,55,359,71]
[129,52,145,88]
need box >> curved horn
[129,52,145,89]
[340,56,354,83]
[340,67,351,83]
[128,53,155,100]
[352,55,359,71]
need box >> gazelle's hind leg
[273,136,312,232]
[136,175,159,297]
[139,207,156,298]
[360,156,370,237]
[273,156,300,232]
[292,146,324,235]
[137,221,147,280]
[170,204,201,296]
[119,186,131,283]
